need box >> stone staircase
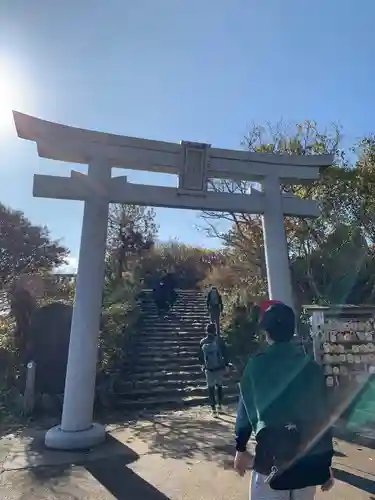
[116,289,239,410]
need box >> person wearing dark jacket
[234,302,334,499]
[161,272,177,308]
[206,286,224,336]
[152,281,168,316]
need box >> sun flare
[0,59,29,135]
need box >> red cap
[259,300,282,317]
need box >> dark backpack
[254,424,301,484]
[201,339,224,371]
[208,289,220,307]
[255,422,331,490]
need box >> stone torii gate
[13,111,333,450]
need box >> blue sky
[1,0,374,271]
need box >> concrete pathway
[0,407,374,499]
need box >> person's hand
[321,468,335,492]
[234,451,252,476]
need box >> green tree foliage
[0,204,69,418]
[106,204,158,282]
[0,203,68,284]
[0,204,68,364]
[203,121,375,303]
[202,121,375,353]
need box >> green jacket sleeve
[239,358,257,429]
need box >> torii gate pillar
[46,161,110,449]
[262,175,294,308]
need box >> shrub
[222,299,263,372]
[0,316,24,422]
[137,241,222,289]
[99,277,141,377]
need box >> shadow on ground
[87,457,172,500]
[333,468,375,495]
[2,432,173,499]
[121,412,238,468]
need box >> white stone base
[45,423,106,450]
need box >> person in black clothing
[153,281,168,316]
[160,271,177,309]
[206,285,224,336]
[234,302,334,498]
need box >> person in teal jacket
[234,302,334,498]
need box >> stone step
[116,378,238,392]
[135,336,203,344]
[141,324,207,331]
[142,316,208,320]
[140,328,205,336]
[133,339,201,347]
[141,312,208,318]
[135,355,198,364]
[142,303,207,309]
[141,293,206,299]
[126,356,202,366]
[125,361,203,371]
[136,353,199,363]
[115,395,208,410]
[137,336,204,343]
[125,375,205,386]
[141,321,207,328]
[125,363,202,382]
[141,300,207,306]
[134,344,199,354]
[139,333,205,339]
[142,313,208,319]
[125,370,239,387]
[142,314,208,324]
[125,374,240,388]
[135,338,203,346]
[141,315,208,322]
[140,323,206,329]
[142,288,205,297]
[143,302,207,307]
[141,304,208,310]
[116,385,238,401]
[114,392,239,410]
[126,368,205,380]
[138,328,205,334]
[142,300,207,305]
[141,298,207,304]
[140,327,207,333]
[116,384,239,401]
[145,297,207,302]
[135,338,201,344]
[141,302,207,308]
[140,332,205,338]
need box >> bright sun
[0,59,29,135]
